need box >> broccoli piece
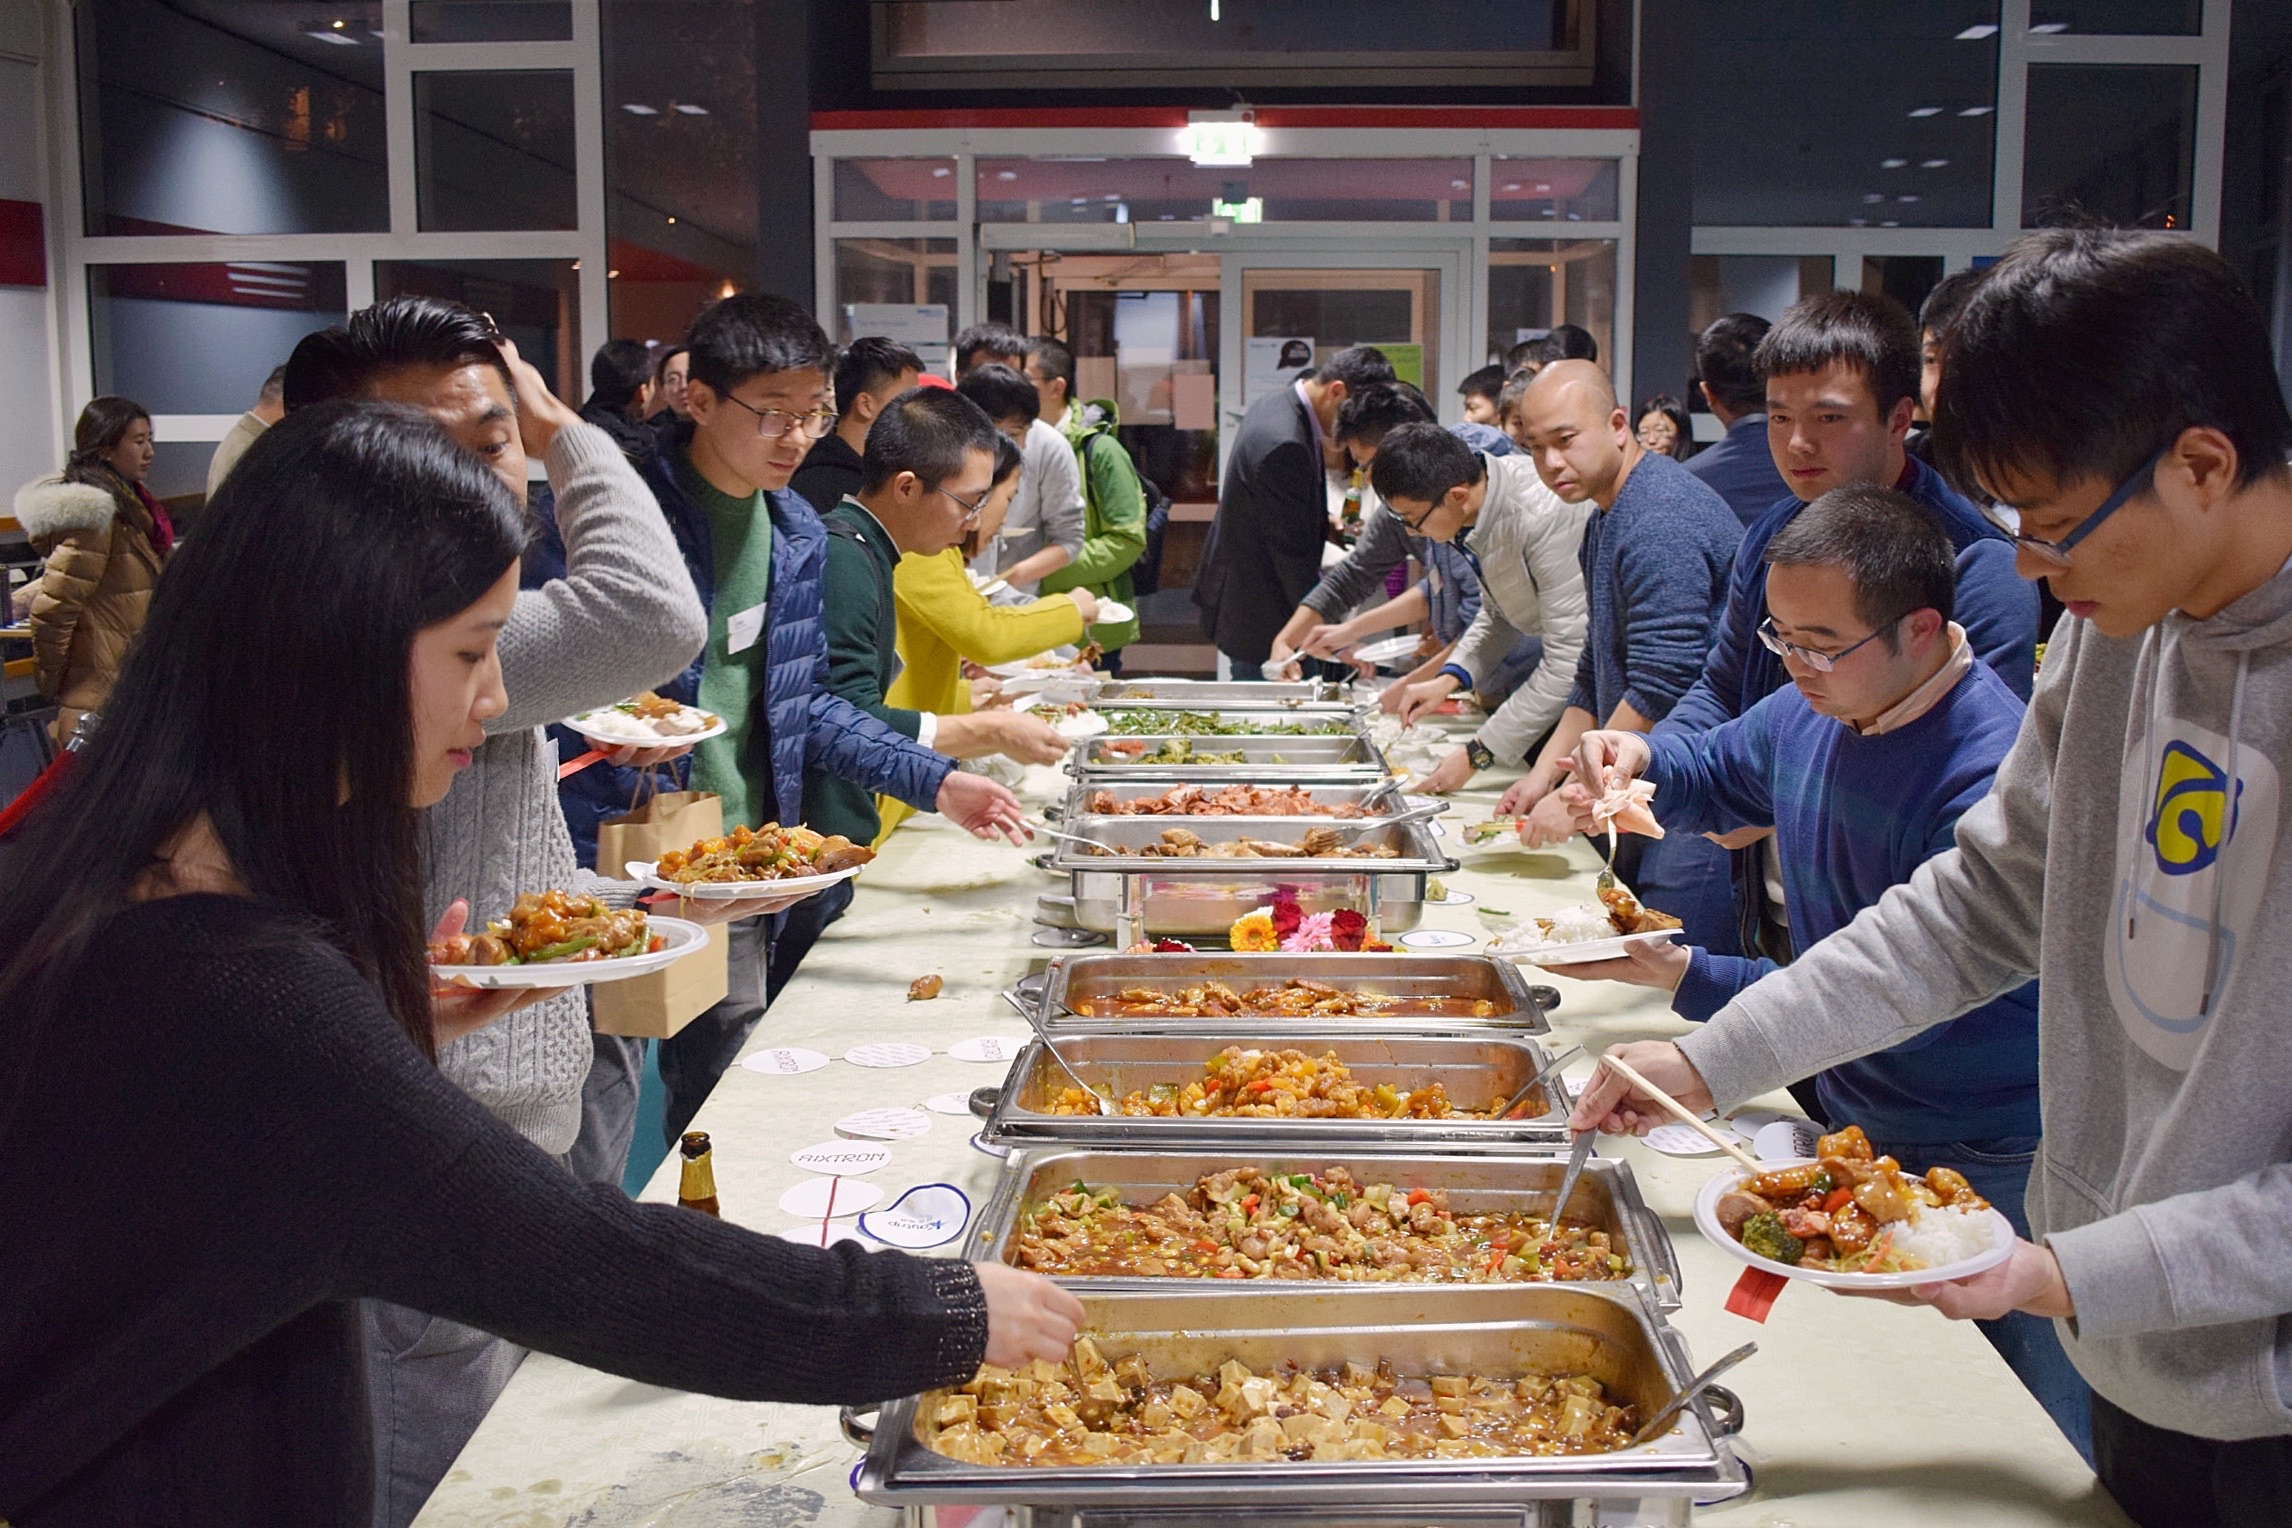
[1739,1211,1805,1266]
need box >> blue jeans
[1872,1132,2095,1464]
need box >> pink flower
[1281,911,1338,953]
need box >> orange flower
[1229,907,1280,952]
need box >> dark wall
[1631,0,1694,412]
[2222,0,2292,390]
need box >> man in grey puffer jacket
[285,298,710,1527]
[1573,231,2292,1528]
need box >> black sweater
[0,895,987,1525]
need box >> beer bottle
[677,1130,720,1216]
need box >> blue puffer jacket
[533,424,952,866]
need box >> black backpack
[1128,470,1174,597]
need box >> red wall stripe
[0,200,45,289]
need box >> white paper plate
[1001,668,1101,699]
[565,707,727,749]
[625,860,863,901]
[1348,633,1422,665]
[1693,1158,2018,1290]
[1496,928,1682,967]
[1091,600,1134,626]
[987,649,1078,678]
[430,914,706,990]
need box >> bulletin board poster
[1380,343,1424,390]
[1244,335,1314,407]
[843,303,952,377]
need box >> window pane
[977,158,1472,225]
[2029,1,2201,35]
[833,239,957,352]
[1862,255,1947,321]
[602,0,754,342]
[410,1,573,42]
[1687,255,1834,332]
[88,261,347,414]
[414,70,577,231]
[2023,64,2197,229]
[375,258,581,402]
[1490,159,1620,223]
[74,0,388,236]
[1488,240,1615,371]
[1691,1,2000,228]
[835,159,959,221]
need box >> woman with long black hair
[0,400,1081,1526]
[15,394,173,745]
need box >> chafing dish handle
[1630,1204,1685,1298]
[838,1406,877,1447]
[1657,1328,1746,1440]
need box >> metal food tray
[1031,951,1551,1035]
[1075,733,1389,781]
[1049,815,1457,942]
[1058,777,1411,825]
[976,1030,1572,1153]
[1092,678,1358,709]
[970,1146,1680,1311]
[846,1283,1745,1510]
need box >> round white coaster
[923,1091,977,1116]
[844,1042,932,1068]
[740,1047,829,1076]
[859,1183,973,1249]
[1644,1123,1726,1157]
[837,1106,933,1141]
[778,1176,883,1219]
[789,1140,892,1176]
[947,1035,1031,1064]
[1398,928,1477,949]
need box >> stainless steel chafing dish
[1092,678,1358,709]
[1057,776,1412,823]
[1075,733,1390,782]
[1048,815,1456,945]
[1027,951,1551,1035]
[845,1284,1746,1516]
[970,1146,1680,1312]
[975,1030,1571,1153]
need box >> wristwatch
[1465,738,1495,772]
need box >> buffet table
[413,758,2130,1528]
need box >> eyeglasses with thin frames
[937,484,990,525]
[718,390,838,442]
[1757,612,1908,673]
[1980,447,2164,571]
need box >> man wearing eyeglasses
[1577,231,2292,1524]
[809,385,1072,857]
[1555,486,2075,1446]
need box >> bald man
[1504,361,1746,954]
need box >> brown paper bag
[592,790,729,1038]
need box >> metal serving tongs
[1489,1043,1582,1121]
[1322,798,1449,844]
[1626,1342,1758,1448]
[1026,818,1123,856]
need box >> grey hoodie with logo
[1676,567,2292,1442]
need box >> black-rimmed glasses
[1757,612,1907,673]
[1980,447,2164,571]
[718,391,837,441]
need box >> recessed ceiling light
[930,166,950,177]
[1956,23,1999,39]
[1959,105,1995,116]
[666,215,676,224]
[1849,217,1870,226]
[674,103,708,116]
[1897,194,1921,203]
[1864,192,1887,203]
[2030,21,2070,33]
[1882,158,1909,169]
[1071,196,1088,204]
[1449,178,1468,190]
[621,103,659,115]
[1921,158,1950,169]
[1534,183,1551,192]
[307,28,357,43]
[1908,106,1944,118]
[1501,182,1520,191]
[607,268,620,278]
[995,170,1019,181]
[1882,220,1901,228]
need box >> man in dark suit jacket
[1681,313,1789,527]
[1194,345,1395,674]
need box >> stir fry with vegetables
[428,890,660,967]
[1046,1046,1501,1119]
[1714,1124,1993,1273]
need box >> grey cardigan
[421,422,708,1153]
[1446,455,1591,762]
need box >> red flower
[1152,938,1194,953]
[1331,909,1369,951]
[1270,898,1304,939]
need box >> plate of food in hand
[565,691,725,747]
[429,890,703,988]
[967,569,1010,598]
[1017,695,1109,738]
[987,643,1103,679]
[628,822,877,899]
[1486,884,1683,965]
[1002,667,1104,703]
[1346,633,1422,665]
[1695,1124,2015,1289]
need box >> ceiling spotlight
[1534,183,1551,192]
[1501,182,1521,191]
[1908,106,1943,118]
[2030,21,2069,33]
[1849,217,1870,227]
[930,166,951,178]
[666,215,676,224]
[1864,193,1887,204]
[621,103,659,116]
[1959,105,1995,116]
[1921,158,1950,169]
[995,170,1019,181]
[1897,194,1921,204]
[1882,158,1909,169]
[331,16,345,25]
[673,103,709,116]
[1956,23,1999,39]
[1450,178,1468,190]
[607,268,620,278]
[1882,220,1901,228]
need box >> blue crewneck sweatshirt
[1646,654,2041,1145]
[1566,451,1742,724]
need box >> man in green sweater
[807,388,1071,848]
[1023,337,1149,659]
